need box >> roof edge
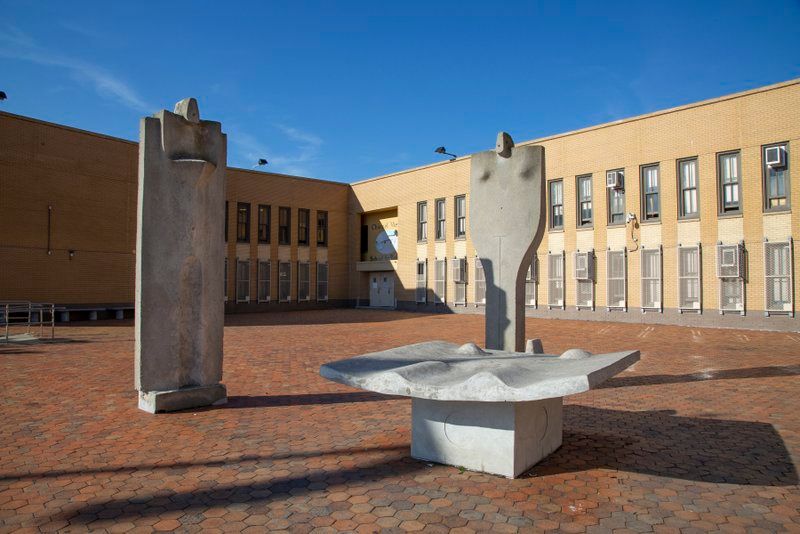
[351,77,800,186]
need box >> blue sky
[2,1,799,182]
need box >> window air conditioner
[606,170,623,189]
[573,251,593,280]
[717,244,744,279]
[765,146,785,167]
[451,258,466,283]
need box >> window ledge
[763,209,791,216]
[677,217,700,223]
[606,223,626,228]
[717,213,743,219]
[576,226,594,231]
[454,236,467,241]
[549,228,564,233]
[640,220,661,226]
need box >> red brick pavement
[1,310,798,533]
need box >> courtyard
[0,310,798,532]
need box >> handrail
[1,301,55,342]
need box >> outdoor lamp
[434,146,457,161]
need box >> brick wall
[2,79,798,329]
[351,80,800,328]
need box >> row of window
[225,203,329,246]
[413,240,794,316]
[548,142,791,229]
[416,195,467,242]
[224,260,329,303]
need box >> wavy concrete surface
[320,341,639,402]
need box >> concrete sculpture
[321,342,639,477]
[135,98,227,413]
[320,132,639,477]
[470,132,545,351]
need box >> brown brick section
[0,113,351,308]
[1,310,799,532]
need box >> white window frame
[677,245,702,313]
[434,259,447,305]
[606,248,627,311]
[678,157,699,218]
[297,261,310,302]
[278,261,291,302]
[718,151,741,214]
[455,195,466,238]
[417,202,427,242]
[474,257,486,306]
[640,246,662,312]
[764,239,793,316]
[415,260,427,304]
[576,174,592,227]
[549,180,564,229]
[257,260,271,303]
[435,199,446,241]
[547,252,565,309]
[641,164,660,221]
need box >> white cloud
[0,25,151,113]
[228,123,324,177]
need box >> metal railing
[0,301,56,342]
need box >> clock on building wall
[375,229,398,257]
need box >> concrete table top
[320,341,640,402]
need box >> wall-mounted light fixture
[68,250,75,260]
[0,91,7,101]
[252,158,268,169]
[434,146,457,162]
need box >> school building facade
[1,79,798,330]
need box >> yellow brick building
[1,79,797,330]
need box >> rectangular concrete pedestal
[138,384,227,413]
[411,397,563,478]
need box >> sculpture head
[174,98,200,123]
[495,131,514,158]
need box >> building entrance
[369,272,395,308]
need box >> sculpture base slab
[411,397,562,478]
[138,384,227,413]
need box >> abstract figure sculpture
[320,132,639,477]
[470,132,545,351]
[135,98,227,413]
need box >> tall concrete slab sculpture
[135,98,227,413]
[470,132,545,351]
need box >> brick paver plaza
[1,310,798,533]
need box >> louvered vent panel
[548,253,564,307]
[607,250,626,308]
[765,241,792,312]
